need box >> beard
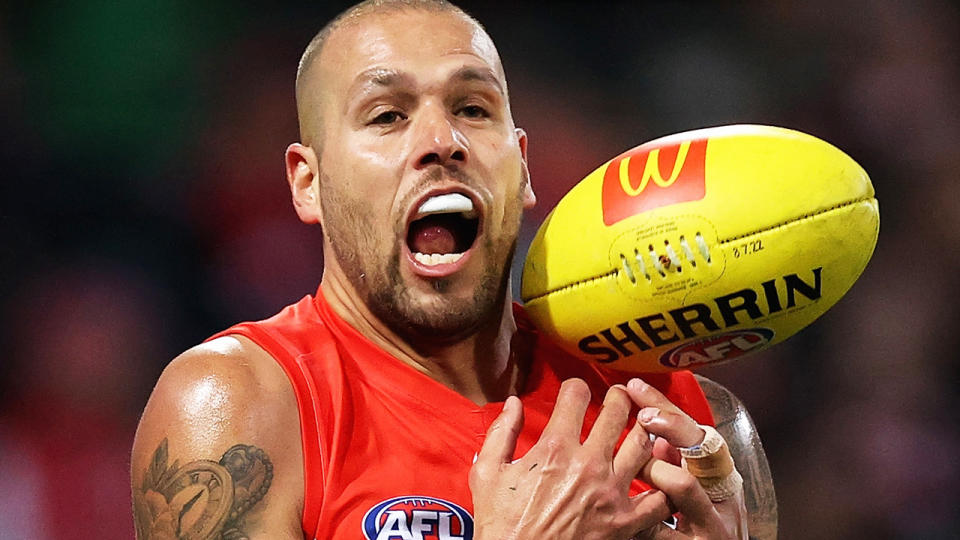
[319,170,524,345]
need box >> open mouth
[405,192,480,267]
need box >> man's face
[309,10,534,343]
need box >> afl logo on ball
[362,496,474,540]
[659,328,774,369]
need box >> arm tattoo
[695,375,778,540]
[133,438,274,540]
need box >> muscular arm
[131,336,305,539]
[695,375,778,540]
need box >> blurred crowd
[1,1,957,538]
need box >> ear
[515,128,536,210]
[285,143,323,224]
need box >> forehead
[316,10,504,97]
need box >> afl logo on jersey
[361,496,474,540]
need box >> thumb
[476,395,524,466]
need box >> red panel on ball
[601,138,708,226]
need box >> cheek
[324,149,402,211]
[490,158,527,218]
[353,145,402,178]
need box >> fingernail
[639,407,660,423]
[628,378,647,391]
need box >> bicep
[695,374,778,540]
[131,340,304,539]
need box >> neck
[320,273,526,405]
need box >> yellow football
[521,125,879,373]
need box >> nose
[411,103,468,169]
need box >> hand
[470,379,671,540]
[625,378,748,540]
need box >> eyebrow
[348,65,505,100]
[449,66,505,96]
[349,68,415,98]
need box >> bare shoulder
[131,336,304,539]
[694,374,778,540]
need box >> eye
[458,104,490,119]
[369,110,406,125]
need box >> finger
[476,395,524,466]
[541,378,591,441]
[633,522,685,540]
[584,385,633,456]
[640,458,722,531]
[652,436,681,466]
[622,489,673,538]
[625,378,686,414]
[627,379,704,448]
[638,406,704,449]
[612,415,653,486]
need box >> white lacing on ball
[620,253,636,284]
[679,235,697,267]
[664,242,681,272]
[649,245,666,277]
[695,232,712,263]
[633,248,650,281]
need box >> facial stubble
[320,172,525,345]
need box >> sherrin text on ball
[521,125,879,373]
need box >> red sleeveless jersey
[210,288,714,539]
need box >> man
[132,1,776,538]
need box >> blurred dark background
[1,1,958,538]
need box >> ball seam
[716,195,875,244]
[522,196,876,303]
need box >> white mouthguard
[416,193,474,216]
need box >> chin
[406,294,489,339]
[370,272,507,345]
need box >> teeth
[414,252,464,266]
[416,193,476,218]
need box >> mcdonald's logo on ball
[601,138,708,226]
[523,125,879,373]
